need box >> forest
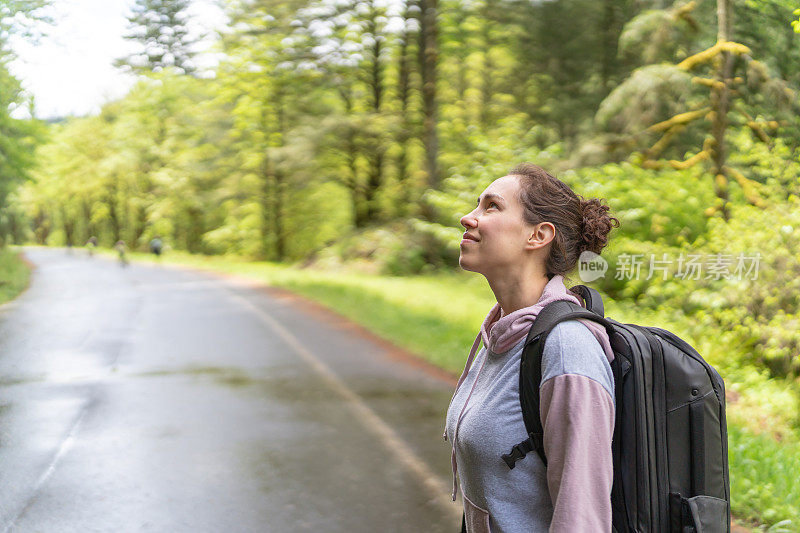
[2,0,800,529]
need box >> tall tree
[115,0,198,75]
[709,0,734,219]
[361,0,389,222]
[219,0,316,258]
[394,0,417,215]
[597,0,794,219]
[416,0,440,220]
[0,0,49,245]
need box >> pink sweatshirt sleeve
[539,374,615,532]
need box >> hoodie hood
[480,274,614,363]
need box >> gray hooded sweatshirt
[444,276,615,532]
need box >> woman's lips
[461,233,479,244]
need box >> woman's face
[459,175,550,276]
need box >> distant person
[149,236,163,258]
[86,236,98,257]
[445,163,620,531]
[114,240,128,267]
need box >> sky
[9,0,226,120]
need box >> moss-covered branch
[677,41,751,71]
[692,76,724,90]
[647,107,710,133]
[670,149,710,170]
[724,165,767,208]
[645,124,686,159]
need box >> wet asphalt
[0,248,463,532]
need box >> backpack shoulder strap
[502,298,611,469]
[569,284,605,317]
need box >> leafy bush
[572,162,715,248]
[689,201,800,379]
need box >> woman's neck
[486,269,550,315]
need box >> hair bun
[579,197,620,255]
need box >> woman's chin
[458,255,476,272]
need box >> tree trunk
[107,179,122,243]
[416,0,440,220]
[61,205,75,247]
[396,3,414,217]
[272,165,286,261]
[710,0,733,221]
[364,2,385,223]
[82,197,94,242]
[132,202,147,250]
[9,210,22,244]
[185,205,203,253]
[480,3,494,128]
[337,85,368,228]
[33,207,50,245]
[256,88,288,261]
[273,92,287,261]
[599,0,617,95]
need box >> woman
[444,163,620,532]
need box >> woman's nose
[460,212,477,229]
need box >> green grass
[729,424,800,531]
[106,247,798,529]
[0,247,31,305]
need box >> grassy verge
[729,424,799,530]
[114,248,797,529]
[0,247,31,305]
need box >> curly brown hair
[509,162,620,279]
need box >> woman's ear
[526,222,555,250]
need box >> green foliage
[497,0,639,141]
[618,3,699,65]
[727,128,800,197]
[740,1,800,93]
[22,72,229,250]
[0,247,29,303]
[729,423,800,529]
[696,201,800,378]
[595,64,695,135]
[572,162,713,247]
[0,1,50,242]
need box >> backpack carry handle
[569,284,605,317]
[526,300,612,344]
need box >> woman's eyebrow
[476,193,505,205]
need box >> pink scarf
[446,274,614,501]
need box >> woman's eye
[488,202,498,209]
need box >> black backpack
[500,284,731,533]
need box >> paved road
[0,248,462,532]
